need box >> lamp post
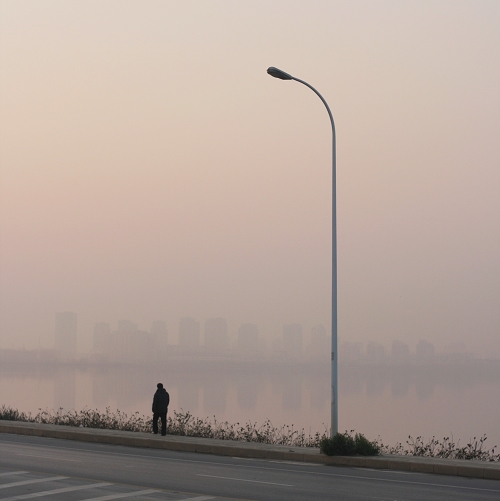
[267,67,338,436]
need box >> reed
[378,434,499,462]
[0,405,324,447]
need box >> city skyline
[10,310,470,364]
[0,304,486,365]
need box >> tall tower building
[416,339,435,362]
[55,312,77,358]
[179,317,200,349]
[204,317,229,353]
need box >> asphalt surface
[0,434,499,501]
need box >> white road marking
[1,439,499,493]
[78,489,160,500]
[354,468,417,475]
[267,460,319,466]
[180,497,215,501]
[0,473,27,478]
[196,473,293,487]
[17,454,81,462]
[0,477,68,490]
[0,482,112,500]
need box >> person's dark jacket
[152,388,170,414]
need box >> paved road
[0,434,499,500]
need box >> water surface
[1,360,499,449]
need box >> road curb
[1,420,498,480]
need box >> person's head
[157,383,163,389]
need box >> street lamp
[267,67,338,436]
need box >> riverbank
[1,420,499,480]
[2,405,499,461]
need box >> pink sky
[1,0,499,357]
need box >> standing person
[152,383,170,436]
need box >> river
[1,360,499,450]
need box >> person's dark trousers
[153,412,167,436]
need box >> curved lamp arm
[267,67,338,437]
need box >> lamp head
[267,67,293,80]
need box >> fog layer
[1,1,499,358]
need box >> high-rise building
[55,312,77,358]
[204,317,229,353]
[179,317,200,349]
[113,321,155,364]
[237,323,259,353]
[282,323,303,359]
[416,339,435,362]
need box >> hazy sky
[1,0,499,356]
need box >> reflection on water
[203,374,228,415]
[54,368,75,411]
[177,375,200,412]
[237,377,258,410]
[391,372,410,399]
[1,360,499,447]
[281,371,302,410]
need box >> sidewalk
[1,420,499,480]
